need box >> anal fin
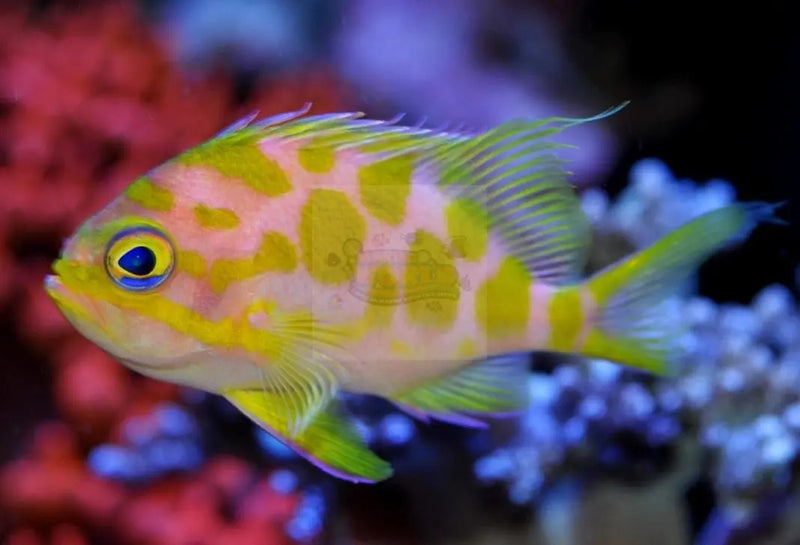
[224,388,393,483]
[390,355,530,428]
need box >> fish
[44,104,775,483]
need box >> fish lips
[44,267,106,327]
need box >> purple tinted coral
[473,159,797,534]
[88,402,203,483]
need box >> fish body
[46,106,772,482]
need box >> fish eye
[105,226,175,291]
[119,246,157,276]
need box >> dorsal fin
[428,105,626,284]
[198,105,472,160]
[203,103,626,283]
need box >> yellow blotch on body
[255,232,298,271]
[358,155,414,225]
[209,231,297,293]
[475,257,531,340]
[124,178,174,212]
[194,204,241,230]
[547,287,584,351]
[299,189,366,285]
[179,140,291,197]
[456,338,479,359]
[404,230,459,330]
[178,250,207,278]
[298,144,335,174]
[444,198,489,261]
[362,264,399,329]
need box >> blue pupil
[118,246,157,276]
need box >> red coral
[54,343,131,441]
[237,479,300,526]
[0,1,348,543]
[0,228,12,306]
[200,456,256,504]
[5,527,46,545]
[49,525,89,545]
[118,478,226,545]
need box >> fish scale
[45,105,774,482]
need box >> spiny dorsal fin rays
[437,124,564,176]
[215,101,626,162]
[552,101,630,129]
[214,112,260,137]
[260,112,370,140]
[408,110,607,284]
[280,116,472,161]
[210,104,622,283]
[252,103,313,129]
[210,106,474,160]
[211,104,313,141]
[430,123,593,283]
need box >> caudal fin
[582,202,780,374]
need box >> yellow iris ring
[105,226,175,291]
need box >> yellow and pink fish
[45,105,773,482]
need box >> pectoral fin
[390,355,530,427]
[224,388,393,483]
[247,301,350,437]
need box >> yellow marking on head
[178,250,207,278]
[358,155,413,225]
[78,217,176,261]
[179,141,291,197]
[404,230,459,329]
[456,338,479,359]
[194,204,241,230]
[444,198,489,261]
[299,189,366,285]
[52,260,342,369]
[46,266,113,338]
[362,264,398,328]
[547,287,584,351]
[298,144,335,173]
[475,257,531,340]
[53,259,238,347]
[124,178,174,212]
[209,231,297,293]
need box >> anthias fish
[45,105,771,482]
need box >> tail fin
[582,202,779,374]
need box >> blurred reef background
[1,1,799,544]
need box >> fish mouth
[44,272,83,315]
[44,268,105,325]
[44,273,67,303]
[45,259,82,305]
